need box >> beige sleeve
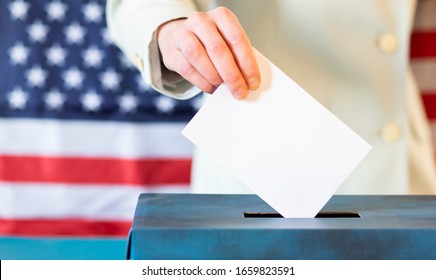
[106,0,203,99]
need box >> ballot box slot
[243,212,361,218]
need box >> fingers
[209,7,261,92]
[178,31,223,89]
[158,20,220,93]
[185,10,252,99]
[171,51,217,94]
[157,7,260,100]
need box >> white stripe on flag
[0,183,189,220]
[411,59,436,92]
[0,118,193,158]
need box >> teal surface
[0,237,128,260]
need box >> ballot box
[127,193,436,259]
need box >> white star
[46,1,67,21]
[118,92,139,113]
[46,44,67,66]
[27,21,49,43]
[45,89,65,110]
[99,69,121,91]
[8,87,28,110]
[101,28,113,45]
[9,42,30,65]
[65,22,86,44]
[136,75,151,91]
[82,46,104,68]
[154,96,176,114]
[9,0,30,20]
[63,67,84,89]
[81,90,103,112]
[26,65,47,88]
[83,2,102,23]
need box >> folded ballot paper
[182,49,371,218]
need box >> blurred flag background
[0,0,200,258]
[412,1,436,130]
[0,0,435,259]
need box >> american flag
[412,1,436,132]
[0,0,201,237]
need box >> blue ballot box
[128,193,436,259]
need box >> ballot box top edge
[132,193,436,230]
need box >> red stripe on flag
[0,155,191,186]
[0,218,131,237]
[410,31,436,58]
[422,92,436,120]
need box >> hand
[157,7,261,100]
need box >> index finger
[186,11,249,99]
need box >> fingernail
[234,88,248,100]
[248,77,260,90]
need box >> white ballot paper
[182,49,372,218]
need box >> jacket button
[377,33,399,54]
[380,123,402,142]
